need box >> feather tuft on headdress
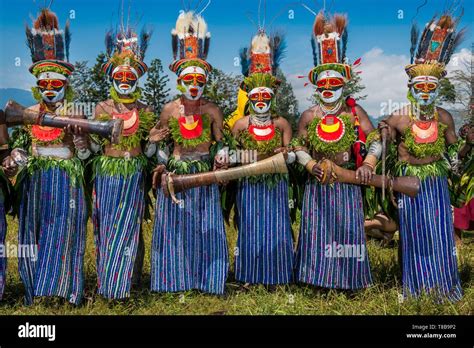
[33,8,59,31]
[139,28,152,60]
[313,11,326,36]
[271,33,286,73]
[410,23,419,64]
[240,47,250,76]
[333,14,347,36]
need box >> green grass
[0,214,472,315]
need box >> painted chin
[190,88,199,98]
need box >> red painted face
[181,73,207,87]
[413,81,438,93]
[316,77,344,91]
[37,79,65,90]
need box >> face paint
[37,78,66,103]
[180,73,206,100]
[410,76,439,107]
[112,66,138,95]
[316,70,345,104]
[248,87,274,114]
[179,66,207,101]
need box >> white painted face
[36,72,67,103]
[248,87,274,114]
[316,69,345,104]
[410,75,439,106]
[179,66,207,101]
[112,65,139,95]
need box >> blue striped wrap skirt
[234,178,294,284]
[151,183,228,295]
[398,175,462,302]
[93,170,145,299]
[18,167,87,305]
[295,180,372,289]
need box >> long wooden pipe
[3,100,123,145]
[318,159,420,197]
[161,152,288,199]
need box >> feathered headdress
[307,11,353,85]
[240,29,285,91]
[406,13,466,80]
[26,8,74,78]
[103,25,152,78]
[169,11,212,75]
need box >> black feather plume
[272,33,286,73]
[311,36,318,66]
[171,33,178,60]
[443,27,467,64]
[203,35,211,59]
[410,23,419,64]
[105,30,115,58]
[25,25,35,61]
[240,47,250,76]
[416,17,436,61]
[140,28,152,60]
[341,28,348,61]
[64,21,71,62]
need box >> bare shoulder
[161,99,179,113]
[436,106,454,124]
[202,99,220,113]
[300,106,317,123]
[233,116,249,132]
[274,116,291,128]
[137,100,153,113]
[95,99,114,114]
[354,104,369,116]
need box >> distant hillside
[0,88,35,109]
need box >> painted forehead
[180,66,207,77]
[412,75,439,83]
[248,87,274,95]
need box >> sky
[0,0,472,117]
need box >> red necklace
[316,114,346,143]
[248,123,276,141]
[31,104,63,142]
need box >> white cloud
[288,47,472,119]
[357,48,409,118]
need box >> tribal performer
[92,23,154,299]
[149,10,228,294]
[0,112,15,300]
[5,8,90,305]
[294,12,382,289]
[379,13,467,302]
[230,29,294,285]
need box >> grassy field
[0,213,473,315]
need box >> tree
[448,58,473,121]
[70,61,93,103]
[344,72,367,100]
[142,58,171,115]
[203,68,241,117]
[275,69,300,132]
[89,52,110,103]
[438,78,456,104]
